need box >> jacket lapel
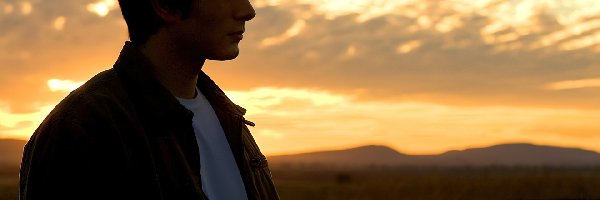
[113,41,253,197]
[196,71,253,193]
[196,71,246,168]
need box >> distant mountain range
[2,139,600,168]
[268,143,600,168]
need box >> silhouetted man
[19,0,279,199]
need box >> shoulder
[33,69,130,140]
[58,69,127,119]
[23,69,136,166]
[19,70,138,198]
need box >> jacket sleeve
[19,117,88,199]
[19,113,129,200]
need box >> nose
[234,0,256,21]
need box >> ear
[150,0,182,23]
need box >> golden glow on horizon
[87,0,117,17]
[47,79,84,92]
[224,87,600,155]
[0,103,53,140]
[545,78,600,90]
[225,87,348,116]
[0,79,82,139]
[2,87,600,155]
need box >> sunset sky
[2,0,600,156]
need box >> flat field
[2,166,599,200]
[0,167,17,200]
[271,166,600,200]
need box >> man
[19,0,279,199]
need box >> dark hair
[117,0,195,45]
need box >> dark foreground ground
[0,167,17,200]
[271,166,600,200]
[2,166,600,200]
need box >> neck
[138,34,205,99]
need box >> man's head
[118,0,256,60]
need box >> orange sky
[2,0,600,156]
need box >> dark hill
[269,145,407,167]
[4,140,600,168]
[414,143,600,166]
[268,143,600,168]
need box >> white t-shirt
[176,88,248,200]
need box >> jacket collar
[112,41,247,131]
[112,42,253,193]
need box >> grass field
[2,166,600,199]
[271,166,600,200]
[0,166,17,200]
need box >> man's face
[168,0,256,61]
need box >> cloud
[205,1,600,110]
[545,78,600,90]
[2,0,600,153]
[396,40,422,54]
[3,0,600,112]
[0,102,52,139]
[0,0,127,112]
[260,19,306,47]
[0,121,33,131]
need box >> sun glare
[3,85,600,154]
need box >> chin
[208,47,240,61]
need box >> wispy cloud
[4,0,600,112]
[260,19,306,47]
[396,40,422,54]
[0,102,52,139]
[206,1,600,110]
[545,78,600,90]
[0,0,126,112]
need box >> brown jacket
[19,42,279,200]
